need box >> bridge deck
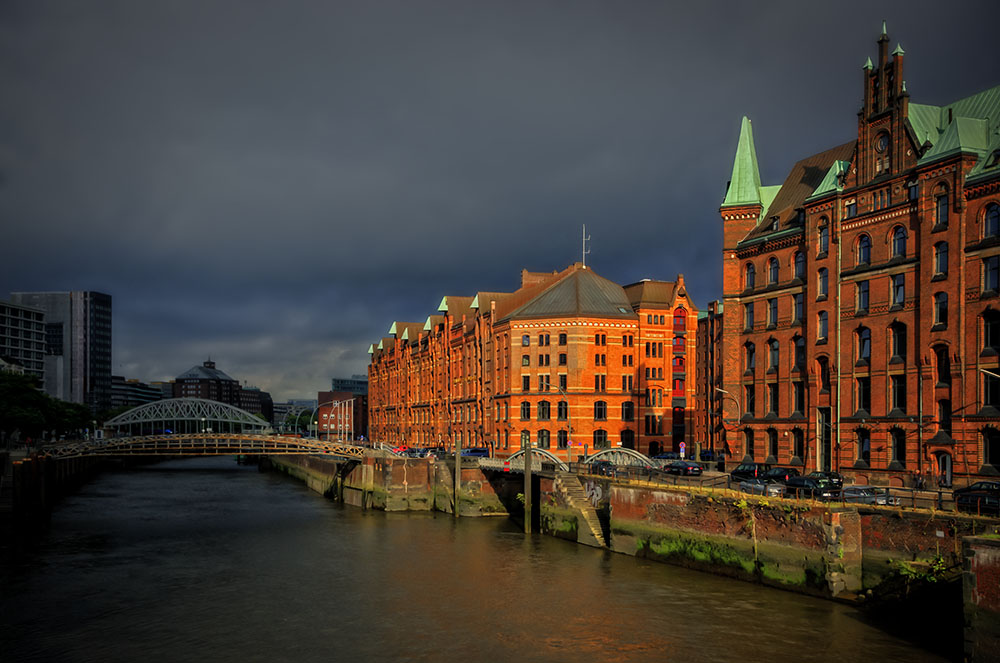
[44,434,365,461]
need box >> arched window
[593,429,609,449]
[856,429,871,465]
[986,203,1000,238]
[793,336,806,368]
[620,429,635,450]
[744,263,756,289]
[768,257,779,284]
[537,429,550,449]
[935,186,949,227]
[857,234,871,265]
[892,226,907,257]
[537,400,551,421]
[768,339,779,369]
[857,327,871,363]
[818,268,828,298]
[673,307,687,332]
[594,401,607,421]
[794,251,805,279]
[817,356,831,391]
[934,292,949,328]
[621,401,635,421]
[520,401,530,421]
[934,345,951,385]
[744,342,756,373]
[890,321,907,360]
[557,400,568,420]
[818,225,829,254]
[934,241,948,276]
[557,430,568,449]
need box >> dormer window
[771,217,779,232]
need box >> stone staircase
[554,471,606,548]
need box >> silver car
[740,479,786,497]
[841,486,900,506]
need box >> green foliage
[890,555,949,583]
[0,372,93,437]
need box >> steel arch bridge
[586,447,655,467]
[105,398,272,436]
[503,448,569,471]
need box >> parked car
[784,476,839,500]
[730,462,772,483]
[586,460,616,477]
[954,481,1000,516]
[460,447,490,458]
[807,471,844,489]
[760,467,800,484]
[840,485,900,506]
[740,478,785,497]
[664,460,703,476]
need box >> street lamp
[714,387,743,461]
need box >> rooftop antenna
[582,224,591,268]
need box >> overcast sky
[2,1,998,401]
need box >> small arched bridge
[45,398,365,461]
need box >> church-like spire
[722,116,762,207]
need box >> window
[793,293,803,323]
[559,353,567,366]
[857,280,869,313]
[794,252,805,279]
[537,401,551,421]
[856,377,871,413]
[520,430,530,448]
[622,375,633,391]
[892,226,907,257]
[559,374,567,391]
[857,327,871,363]
[890,322,907,360]
[986,372,1000,409]
[985,256,1000,293]
[934,293,948,328]
[818,268,828,298]
[818,311,828,341]
[538,375,551,392]
[673,376,685,392]
[767,298,778,327]
[793,381,804,414]
[520,401,530,420]
[744,429,755,457]
[673,337,685,352]
[672,356,686,372]
[846,202,857,218]
[744,384,756,416]
[621,429,635,450]
[557,430,568,449]
[891,429,906,467]
[622,402,635,421]
[939,400,952,435]
[818,225,829,254]
[891,274,905,306]
[891,375,906,412]
[934,345,950,385]
[934,242,948,276]
[767,428,778,459]
[987,204,1000,238]
[522,375,531,391]
[744,343,756,372]
[538,354,550,366]
[985,311,1000,353]
[673,308,687,332]
[745,302,755,330]
[767,383,779,415]
[985,428,1000,467]
[768,257,779,284]
[538,333,550,346]
[522,354,530,366]
[557,400,568,420]
[857,234,871,265]
[594,374,606,392]
[558,333,567,345]
[936,190,949,227]
[818,356,831,392]
[794,336,805,369]
[793,429,804,459]
[593,430,609,449]
[907,180,918,201]
[594,333,606,346]
[594,401,607,420]
[768,339,779,369]
[522,335,530,346]
[537,430,550,449]
[856,429,871,465]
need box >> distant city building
[9,291,112,412]
[149,381,175,400]
[173,360,241,404]
[239,385,274,422]
[0,300,46,381]
[111,375,163,408]
[330,375,368,396]
[316,390,368,440]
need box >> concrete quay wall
[964,536,1000,662]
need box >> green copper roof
[863,56,873,70]
[920,117,990,163]
[807,160,851,201]
[437,296,449,313]
[388,321,398,335]
[722,116,763,207]
[892,43,904,56]
[760,185,781,214]
[367,344,374,355]
[907,84,1000,168]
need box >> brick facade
[711,27,1000,487]
[368,263,698,460]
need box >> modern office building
[331,375,369,396]
[368,262,697,460]
[0,300,46,381]
[9,291,112,412]
[110,375,164,409]
[713,26,1000,486]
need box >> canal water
[1,457,956,662]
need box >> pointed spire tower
[720,116,765,252]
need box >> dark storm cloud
[2,0,998,398]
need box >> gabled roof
[907,84,1000,169]
[740,140,856,245]
[176,363,237,382]
[501,265,636,322]
[622,279,677,309]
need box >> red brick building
[316,389,367,441]
[714,26,1000,487]
[368,263,698,460]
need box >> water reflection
[0,457,951,662]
